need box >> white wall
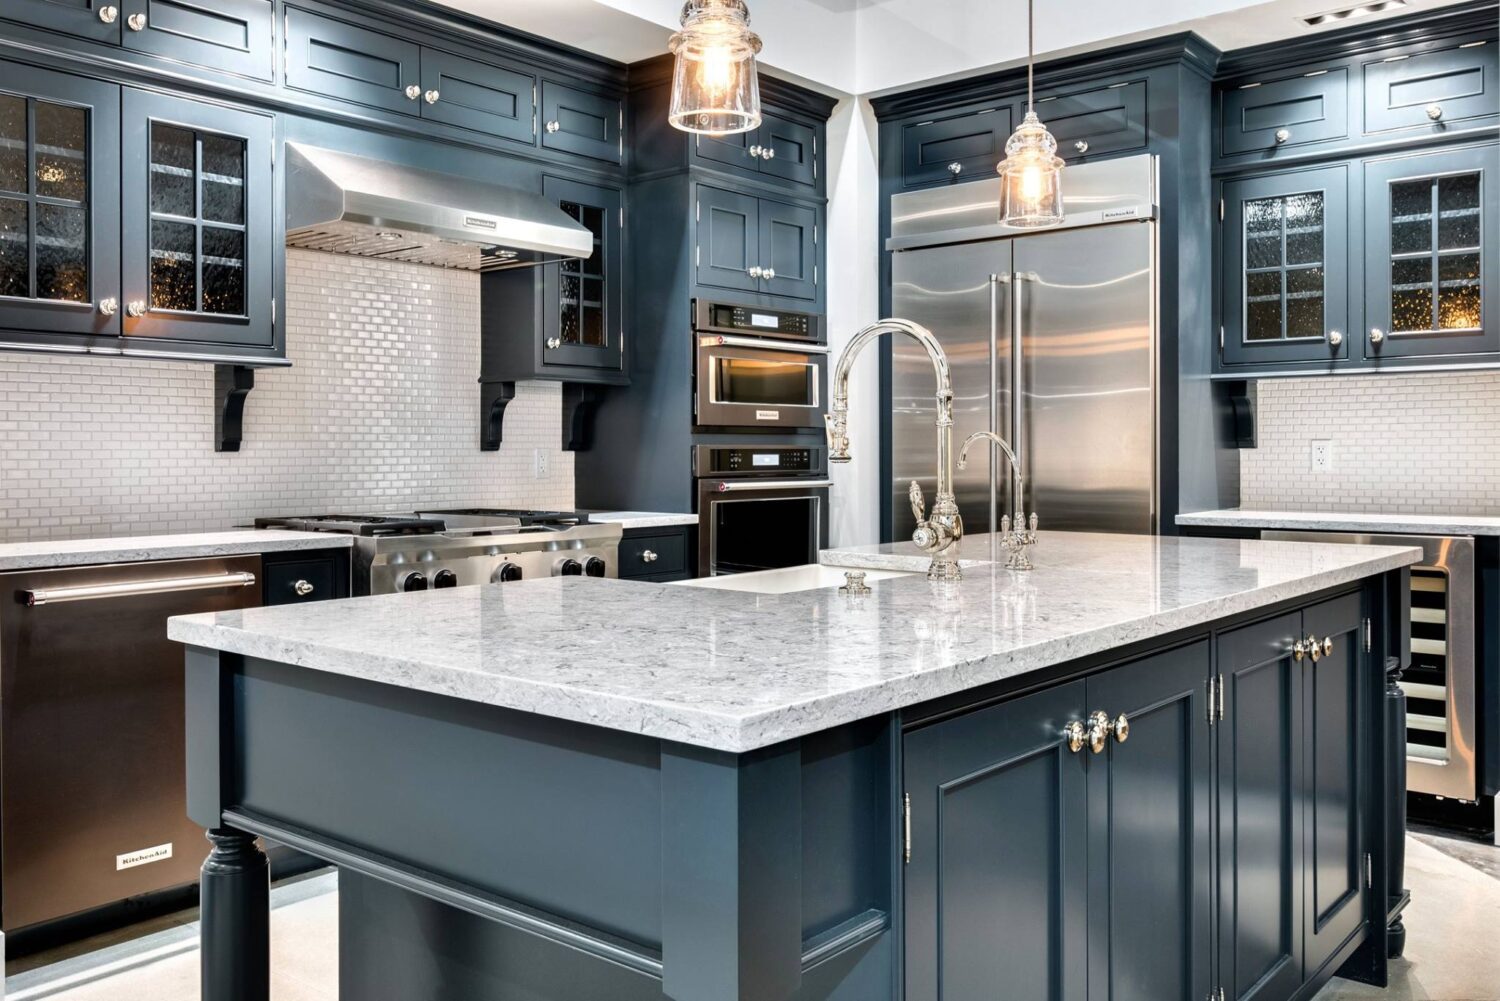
[0,250,573,543]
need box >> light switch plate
[1311,439,1333,473]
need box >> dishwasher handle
[18,571,258,607]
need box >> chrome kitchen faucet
[826,319,964,582]
[958,431,1038,571]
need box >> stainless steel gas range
[255,510,622,595]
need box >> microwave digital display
[701,301,816,339]
[750,313,779,329]
[752,453,779,467]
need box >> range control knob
[433,569,458,589]
[400,571,428,592]
[492,562,523,583]
[584,557,607,578]
[559,558,584,576]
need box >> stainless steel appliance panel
[891,241,1011,541]
[1012,222,1156,533]
[0,556,263,931]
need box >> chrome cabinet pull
[1074,139,1089,154]
[947,162,962,175]
[749,144,763,158]
[98,297,118,316]
[747,266,764,279]
[1293,639,1306,662]
[404,85,420,100]
[1111,713,1129,743]
[424,89,440,105]
[20,571,256,607]
[293,579,315,597]
[641,549,658,563]
[1307,633,1322,663]
[545,120,561,133]
[713,478,833,493]
[1328,329,1343,347]
[126,11,146,30]
[98,5,118,23]
[545,337,561,350]
[1322,636,1333,658]
[1425,104,1443,121]
[761,267,775,281]
[1088,710,1111,754]
[126,300,146,318]
[1063,720,1086,754]
[1274,128,1291,144]
[761,146,775,159]
[1370,327,1385,345]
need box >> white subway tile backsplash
[0,249,573,543]
[1241,371,1500,513]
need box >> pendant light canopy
[998,0,1064,227]
[668,0,763,136]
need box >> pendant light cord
[1027,0,1035,111]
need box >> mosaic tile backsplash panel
[1241,371,1500,513]
[0,250,574,542]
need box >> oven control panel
[695,445,824,477]
[693,299,821,341]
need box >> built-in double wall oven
[691,299,830,576]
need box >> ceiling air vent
[1300,0,1406,27]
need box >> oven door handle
[18,571,258,607]
[699,335,831,354]
[710,479,834,492]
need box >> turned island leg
[200,827,270,1001]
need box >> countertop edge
[0,531,353,572]
[1177,509,1500,537]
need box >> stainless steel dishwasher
[0,555,261,931]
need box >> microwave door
[698,480,832,576]
[695,339,829,431]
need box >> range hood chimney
[284,143,593,271]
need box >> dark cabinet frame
[696,184,820,302]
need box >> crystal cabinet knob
[1370,327,1386,345]
[1274,128,1291,144]
[761,268,775,280]
[641,549,658,563]
[947,162,962,175]
[749,145,763,158]
[1322,636,1333,658]
[1074,139,1089,154]
[98,5,118,23]
[98,297,118,316]
[748,266,764,279]
[405,85,421,100]
[545,337,561,350]
[424,89,440,105]
[761,146,775,159]
[1426,104,1443,121]
[126,11,145,30]
[126,300,146,318]
[545,120,561,134]
[1328,329,1343,347]
[293,579,315,597]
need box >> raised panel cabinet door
[542,176,622,373]
[1363,39,1498,135]
[1035,79,1148,163]
[1217,611,1305,1001]
[120,89,275,346]
[284,6,422,115]
[1301,592,1367,976]
[0,61,121,340]
[1084,642,1213,1001]
[903,681,1088,1001]
[758,198,817,301]
[1220,68,1349,157]
[0,0,122,44]
[902,106,1013,187]
[695,185,759,294]
[1362,143,1498,362]
[757,112,816,186]
[420,49,536,146]
[539,81,622,165]
[119,0,275,82]
[1221,165,1351,368]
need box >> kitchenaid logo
[755,410,780,420]
[464,216,498,230]
[1102,207,1142,220]
[116,843,173,871]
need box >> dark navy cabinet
[119,0,276,82]
[0,61,121,344]
[1362,37,1498,137]
[284,6,423,115]
[419,49,537,146]
[694,111,817,187]
[696,185,819,301]
[1362,142,1498,362]
[3,0,121,43]
[540,81,623,166]
[616,525,694,582]
[1219,67,1349,159]
[1034,78,1149,162]
[1220,165,1352,369]
[900,105,1013,188]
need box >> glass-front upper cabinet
[542,175,622,374]
[121,89,275,349]
[1220,165,1351,368]
[1364,144,1497,362]
[0,62,120,343]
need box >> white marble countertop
[0,530,352,571]
[168,531,1419,753]
[1176,508,1500,537]
[585,511,698,530]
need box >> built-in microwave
[692,300,827,433]
[694,444,831,577]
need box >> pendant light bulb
[998,0,1064,227]
[668,0,763,136]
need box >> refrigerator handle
[1010,272,1029,526]
[988,274,1000,537]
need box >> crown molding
[628,54,839,120]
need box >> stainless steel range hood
[284,143,593,271]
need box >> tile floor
[5,834,1497,1001]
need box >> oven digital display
[750,313,779,329]
[752,454,779,467]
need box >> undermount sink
[672,563,916,595]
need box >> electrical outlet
[1311,439,1333,473]
[533,448,548,480]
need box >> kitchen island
[168,532,1420,1001]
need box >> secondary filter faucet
[826,319,963,582]
[958,431,1038,571]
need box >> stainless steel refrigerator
[887,154,1159,540]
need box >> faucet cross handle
[908,480,926,523]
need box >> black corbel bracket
[561,384,603,452]
[215,365,255,453]
[480,380,517,451]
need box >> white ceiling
[435,0,1474,96]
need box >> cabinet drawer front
[1364,41,1498,134]
[1036,80,1147,161]
[122,0,274,82]
[540,81,622,165]
[619,531,689,578]
[285,7,421,115]
[694,129,758,174]
[758,198,818,301]
[902,106,1012,187]
[1221,68,1349,156]
[696,186,760,293]
[0,0,121,44]
[758,113,816,186]
[263,557,338,605]
[420,49,536,145]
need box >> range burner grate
[254,515,446,537]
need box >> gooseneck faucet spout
[826,319,963,582]
[958,431,1038,570]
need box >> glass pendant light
[668,0,763,136]
[998,0,1064,227]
